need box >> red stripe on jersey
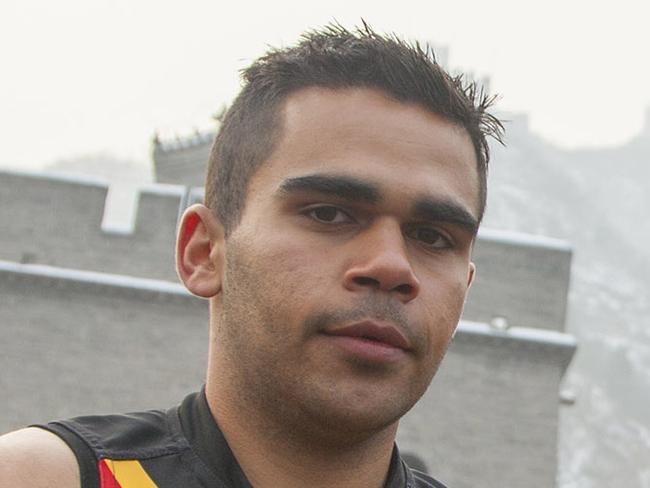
[98,459,122,488]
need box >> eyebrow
[412,198,479,236]
[278,173,478,235]
[278,174,381,203]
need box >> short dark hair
[205,22,503,235]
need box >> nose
[342,218,420,303]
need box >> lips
[322,320,410,350]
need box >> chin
[297,387,418,441]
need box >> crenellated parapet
[0,169,182,281]
[0,169,573,331]
[152,130,215,187]
[0,167,576,487]
[469,228,572,332]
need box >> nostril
[353,276,380,287]
[394,283,413,295]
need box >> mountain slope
[483,117,650,487]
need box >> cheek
[256,228,341,285]
[419,271,470,350]
[247,234,335,321]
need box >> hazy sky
[2,0,649,171]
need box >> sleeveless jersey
[37,390,447,488]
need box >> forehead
[248,87,480,216]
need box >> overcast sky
[2,0,649,171]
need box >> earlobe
[176,204,225,298]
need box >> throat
[231,430,396,488]
[206,379,397,488]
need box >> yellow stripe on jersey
[103,459,159,488]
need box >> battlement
[153,130,216,152]
[152,131,215,186]
[0,169,572,331]
[0,169,182,281]
[468,228,572,331]
[0,165,576,487]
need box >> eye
[305,205,353,224]
[405,225,452,249]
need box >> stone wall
[0,261,208,429]
[0,170,183,281]
[0,169,573,332]
[0,169,576,487]
[0,260,575,488]
[398,322,575,487]
[153,132,213,187]
[469,229,572,331]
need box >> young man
[0,24,502,488]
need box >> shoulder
[0,427,80,488]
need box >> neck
[205,372,398,488]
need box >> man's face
[216,87,479,438]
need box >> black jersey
[37,390,447,488]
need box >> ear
[467,261,476,289]
[176,204,225,298]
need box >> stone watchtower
[152,128,216,187]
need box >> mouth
[321,320,410,363]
